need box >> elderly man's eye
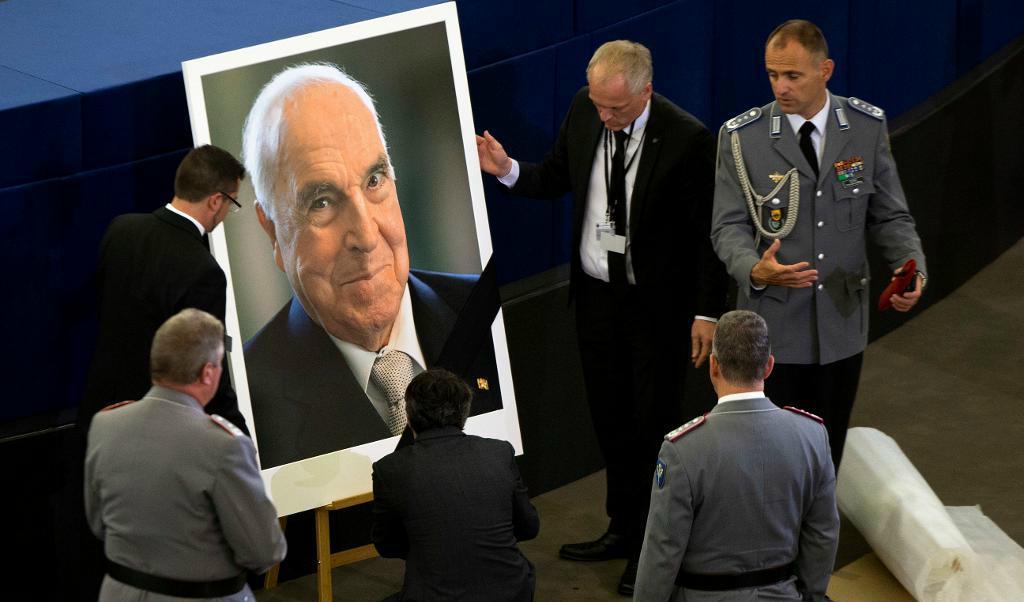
[367,172,386,190]
[310,197,332,211]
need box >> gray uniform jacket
[634,396,838,601]
[711,93,926,364]
[85,386,286,602]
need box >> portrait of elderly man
[241,63,501,469]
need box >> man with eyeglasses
[65,145,249,600]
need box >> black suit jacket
[80,206,246,432]
[512,88,727,315]
[243,270,502,469]
[372,427,539,602]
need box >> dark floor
[257,239,1024,601]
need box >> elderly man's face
[587,67,652,132]
[258,83,409,351]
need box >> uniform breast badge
[768,172,785,184]
[833,156,865,189]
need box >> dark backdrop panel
[848,0,958,119]
[710,1,851,128]
[0,68,81,189]
[574,0,674,34]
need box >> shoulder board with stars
[100,400,135,412]
[209,414,244,437]
[783,406,824,423]
[725,107,762,132]
[666,415,706,442]
[847,97,885,120]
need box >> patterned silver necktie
[370,350,414,436]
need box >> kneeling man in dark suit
[372,369,539,602]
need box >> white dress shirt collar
[165,203,206,236]
[329,285,426,395]
[716,391,768,405]
[785,93,830,158]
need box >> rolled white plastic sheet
[947,506,1024,601]
[837,427,974,601]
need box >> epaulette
[847,97,885,120]
[209,414,244,437]
[666,414,706,442]
[783,406,824,424]
[725,107,762,132]
[100,400,135,412]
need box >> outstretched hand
[475,130,513,177]
[750,239,818,288]
[691,320,715,368]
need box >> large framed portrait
[182,2,519,516]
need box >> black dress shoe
[618,557,638,596]
[559,532,630,561]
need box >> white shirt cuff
[497,159,520,188]
[695,315,718,323]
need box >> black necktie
[799,121,819,180]
[201,233,210,251]
[608,129,629,285]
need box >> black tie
[799,121,819,180]
[608,129,629,285]
[201,233,210,251]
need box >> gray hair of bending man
[711,310,772,386]
[150,309,225,385]
[586,40,653,95]
[241,62,392,222]
[404,369,473,433]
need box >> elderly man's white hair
[241,63,392,221]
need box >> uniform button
[817,284,824,291]
[817,221,825,228]
[816,190,823,197]
[817,253,825,260]
[853,188,860,194]
[771,198,781,206]
[860,278,868,286]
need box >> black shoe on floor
[618,557,638,596]
[558,532,630,561]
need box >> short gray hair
[241,63,392,222]
[711,310,772,386]
[586,40,653,95]
[150,309,224,385]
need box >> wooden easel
[263,491,379,601]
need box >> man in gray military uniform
[711,19,927,466]
[635,310,838,601]
[85,309,286,601]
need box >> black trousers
[574,275,691,549]
[763,352,864,468]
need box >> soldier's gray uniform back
[85,385,286,602]
[711,93,926,364]
[634,396,838,601]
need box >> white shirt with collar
[784,93,830,161]
[715,391,777,413]
[165,203,206,236]
[329,285,427,423]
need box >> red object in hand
[877,259,917,311]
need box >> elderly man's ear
[254,200,285,272]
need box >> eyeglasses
[220,191,242,213]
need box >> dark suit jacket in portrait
[244,269,502,469]
[80,206,246,432]
[372,427,539,602]
[511,87,727,313]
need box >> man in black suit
[241,64,500,469]
[372,369,539,601]
[80,145,248,431]
[67,145,248,600]
[477,40,728,593]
